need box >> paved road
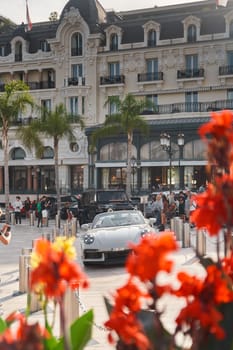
[0,219,224,349]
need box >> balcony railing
[100,75,125,85]
[137,72,163,82]
[140,99,233,115]
[177,68,204,79]
[219,65,233,75]
[68,77,85,86]
[27,81,55,90]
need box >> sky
[1,0,204,24]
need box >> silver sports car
[80,210,156,265]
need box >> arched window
[11,147,26,160]
[42,146,54,159]
[110,33,118,51]
[230,20,233,37]
[70,142,79,152]
[15,41,22,62]
[187,25,197,42]
[71,32,83,56]
[148,30,156,47]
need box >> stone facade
[0,0,233,199]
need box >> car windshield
[97,191,128,202]
[92,211,144,228]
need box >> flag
[216,0,228,7]
[26,0,32,31]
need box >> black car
[80,189,135,223]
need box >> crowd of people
[10,195,54,227]
[150,189,197,231]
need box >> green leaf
[70,310,93,350]
[53,310,94,350]
[0,318,7,333]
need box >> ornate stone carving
[63,7,82,25]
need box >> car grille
[84,249,131,261]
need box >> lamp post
[160,133,184,192]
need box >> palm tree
[0,80,34,222]
[18,103,85,212]
[91,93,152,197]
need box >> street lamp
[160,133,184,192]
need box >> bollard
[29,291,41,313]
[60,286,79,336]
[10,212,15,225]
[170,218,175,232]
[53,226,60,238]
[29,212,34,226]
[63,223,69,237]
[173,217,182,241]
[71,218,77,237]
[196,229,206,256]
[183,222,191,248]
[55,213,60,228]
[19,248,32,293]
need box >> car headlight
[84,234,95,244]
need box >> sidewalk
[0,219,200,349]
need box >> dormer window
[110,33,118,51]
[148,29,157,47]
[187,25,197,42]
[71,32,83,56]
[15,41,22,62]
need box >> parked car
[80,189,135,223]
[80,209,156,265]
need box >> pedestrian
[12,196,23,224]
[178,196,186,221]
[24,197,31,219]
[36,198,43,228]
[151,193,163,227]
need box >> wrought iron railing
[100,75,125,85]
[138,72,163,82]
[177,68,204,79]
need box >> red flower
[126,232,178,282]
[0,312,49,350]
[105,311,150,350]
[191,175,233,234]
[30,238,89,299]
[199,110,233,170]
[172,265,233,339]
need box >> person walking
[24,197,31,219]
[36,198,43,228]
[12,196,23,224]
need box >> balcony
[219,65,233,76]
[140,99,233,115]
[177,68,204,79]
[27,81,55,90]
[68,77,85,86]
[100,75,125,85]
[137,72,163,82]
